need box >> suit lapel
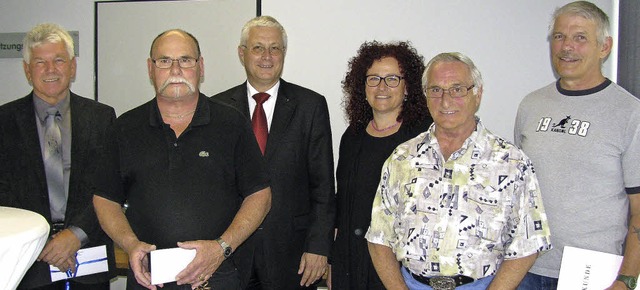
[225,84,251,118]
[220,81,297,159]
[16,94,51,218]
[68,94,87,201]
[266,81,297,159]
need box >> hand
[175,240,224,288]
[298,252,328,287]
[57,256,78,274]
[126,240,159,290]
[605,280,631,290]
[38,229,81,273]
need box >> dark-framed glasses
[241,45,285,56]
[365,75,404,88]
[152,57,199,69]
[425,84,475,99]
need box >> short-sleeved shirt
[365,119,552,279]
[96,94,269,249]
[515,80,640,277]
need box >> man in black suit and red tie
[213,15,336,290]
[0,23,115,290]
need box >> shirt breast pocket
[466,184,506,243]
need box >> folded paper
[557,246,632,289]
[50,245,108,282]
[150,247,196,285]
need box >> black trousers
[27,280,110,290]
[246,230,318,290]
[125,260,242,290]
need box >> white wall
[263,0,615,145]
[0,0,96,104]
[96,0,255,115]
[0,0,616,157]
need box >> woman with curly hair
[329,41,432,289]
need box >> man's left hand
[38,229,81,273]
[298,252,328,287]
[175,240,224,288]
[606,280,632,290]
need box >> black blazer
[212,80,336,279]
[0,92,116,289]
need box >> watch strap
[215,238,232,258]
[616,274,638,290]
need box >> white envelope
[150,247,196,285]
[50,245,108,282]
[557,246,637,289]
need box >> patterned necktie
[44,108,66,221]
[252,93,270,155]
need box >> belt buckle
[429,276,456,290]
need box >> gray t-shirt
[514,79,640,278]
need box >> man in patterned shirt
[366,52,552,290]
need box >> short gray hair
[550,1,610,45]
[240,15,288,49]
[23,23,74,63]
[423,52,483,92]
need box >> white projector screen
[96,0,258,115]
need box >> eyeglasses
[365,75,404,88]
[425,85,475,99]
[152,57,199,69]
[241,45,285,56]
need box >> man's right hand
[126,240,159,290]
[38,229,81,273]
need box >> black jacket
[0,92,116,289]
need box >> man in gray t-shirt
[514,1,640,289]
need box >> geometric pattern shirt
[365,118,552,279]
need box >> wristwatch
[215,238,232,259]
[616,274,638,290]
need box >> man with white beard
[93,29,272,290]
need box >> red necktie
[252,92,270,155]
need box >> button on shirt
[365,119,552,279]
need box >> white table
[0,207,49,290]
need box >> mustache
[159,77,196,93]
[557,51,579,60]
[42,74,61,79]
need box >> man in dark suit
[213,15,336,290]
[0,23,115,290]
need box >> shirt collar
[149,93,210,127]
[33,91,70,122]
[425,117,486,159]
[556,78,611,96]
[246,80,280,99]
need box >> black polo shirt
[97,93,269,249]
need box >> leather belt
[410,272,475,290]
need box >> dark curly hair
[342,41,429,130]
